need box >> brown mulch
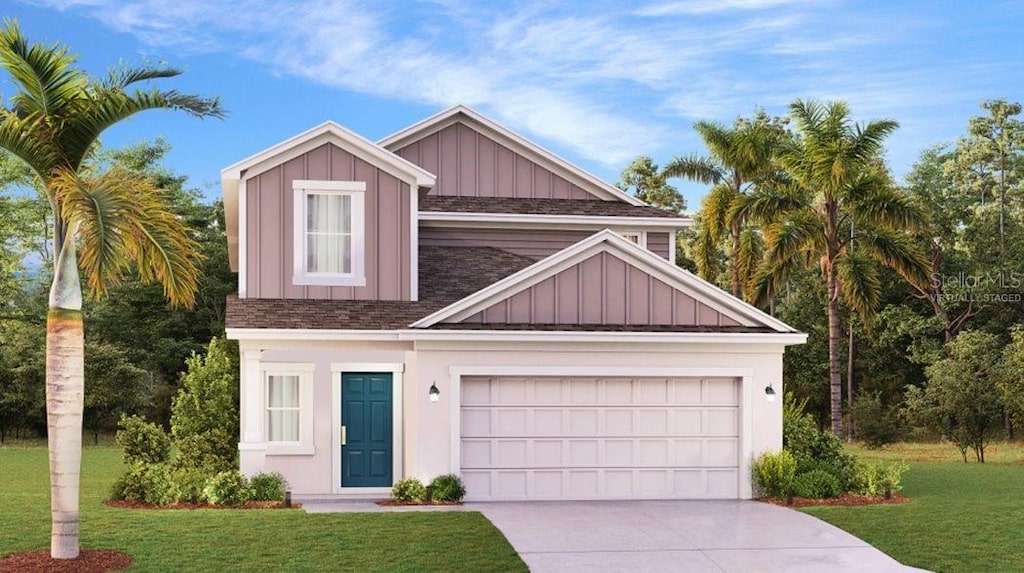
[0,549,131,572]
[104,500,301,510]
[376,499,464,506]
[757,493,910,507]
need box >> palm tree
[749,100,929,437]
[0,21,223,558]
[663,114,785,299]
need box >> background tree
[616,156,685,213]
[0,21,222,558]
[663,112,787,299]
[750,100,930,437]
[905,330,1004,462]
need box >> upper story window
[619,231,647,248]
[292,180,366,286]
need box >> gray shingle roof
[419,196,681,218]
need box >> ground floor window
[261,363,315,454]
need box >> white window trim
[617,230,647,248]
[292,180,367,287]
[262,363,315,455]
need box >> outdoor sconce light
[429,382,440,403]
[765,383,777,402]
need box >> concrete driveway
[471,500,922,573]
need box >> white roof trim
[409,229,798,332]
[221,120,436,188]
[378,104,646,206]
[418,211,691,229]
[226,327,807,345]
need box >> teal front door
[340,372,393,488]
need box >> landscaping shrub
[171,466,213,503]
[792,469,842,499]
[171,338,239,473]
[752,450,796,499]
[109,462,176,505]
[203,470,253,506]
[250,472,288,502]
[851,393,903,448]
[428,474,466,502]
[784,395,857,491]
[854,461,909,498]
[115,414,171,465]
[392,478,426,502]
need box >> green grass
[801,442,1024,573]
[0,444,526,572]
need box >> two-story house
[222,105,805,501]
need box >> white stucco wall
[236,337,788,498]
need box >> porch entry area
[340,372,393,488]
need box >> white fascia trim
[237,178,247,297]
[225,327,807,346]
[378,104,644,206]
[221,121,436,188]
[417,211,690,229]
[409,229,798,332]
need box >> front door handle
[341,425,347,446]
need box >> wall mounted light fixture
[765,383,777,402]
[429,382,440,403]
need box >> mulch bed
[376,499,464,506]
[104,500,301,510]
[757,493,909,507]
[0,549,131,572]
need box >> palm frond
[848,180,925,231]
[761,209,823,263]
[662,154,723,184]
[52,166,201,307]
[857,228,932,291]
[696,183,738,238]
[0,109,58,179]
[736,227,765,303]
[692,121,734,166]
[836,251,882,320]
[692,227,722,284]
[0,19,84,118]
[103,65,182,89]
[743,183,809,225]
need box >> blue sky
[6,0,1023,209]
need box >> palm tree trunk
[826,265,844,437]
[730,224,742,298]
[47,236,84,559]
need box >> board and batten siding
[245,143,412,300]
[395,122,597,200]
[420,227,672,261]
[450,251,740,327]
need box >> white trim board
[378,104,645,206]
[418,211,690,229]
[409,229,798,332]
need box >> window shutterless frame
[261,363,315,455]
[292,180,367,287]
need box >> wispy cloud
[17,0,1021,187]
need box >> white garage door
[460,376,740,501]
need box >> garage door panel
[461,376,741,500]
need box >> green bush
[428,474,466,502]
[851,393,903,448]
[173,429,237,475]
[203,470,253,506]
[250,472,288,502]
[109,462,176,505]
[171,466,213,503]
[792,469,842,499]
[171,338,239,473]
[392,478,426,502]
[783,393,818,455]
[752,450,796,499]
[784,396,857,492]
[115,415,171,465]
[853,461,909,498]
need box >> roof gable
[379,105,645,206]
[410,229,797,333]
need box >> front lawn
[0,444,526,572]
[801,442,1024,572]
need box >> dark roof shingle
[419,196,681,219]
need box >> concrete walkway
[470,500,924,573]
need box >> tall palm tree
[663,114,785,299]
[749,100,929,437]
[0,20,223,559]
